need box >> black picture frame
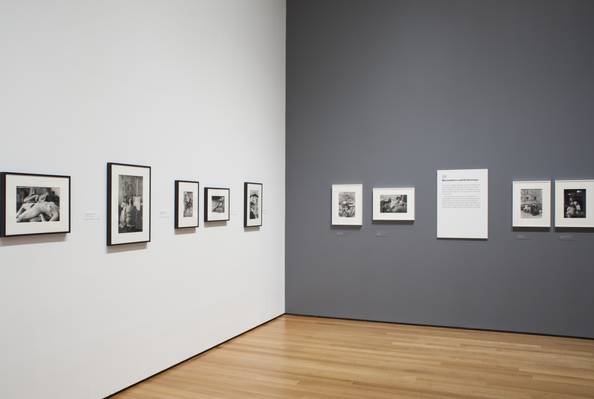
[175,180,200,229]
[244,182,263,228]
[204,187,230,222]
[107,162,151,246]
[1,172,71,237]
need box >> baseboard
[286,312,594,341]
[103,313,285,399]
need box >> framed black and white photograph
[555,179,594,228]
[175,180,199,229]
[107,163,151,246]
[204,187,230,222]
[372,187,415,221]
[512,180,551,228]
[1,172,71,237]
[244,182,263,227]
[331,184,362,226]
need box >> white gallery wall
[0,1,285,398]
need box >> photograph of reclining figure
[16,186,61,223]
[1,172,70,237]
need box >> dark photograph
[380,194,407,214]
[15,186,60,222]
[564,189,586,218]
[118,175,144,233]
[249,189,260,220]
[520,189,542,219]
[212,196,225,213]
[183,191,193,217]
[338,191,356,217]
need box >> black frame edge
[0,172,6,237]
[174,180,200,229]
[244,182,263,228]
[106,162,152,246]
[204,187,231,222]
[0,172,71,237]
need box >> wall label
[437,169,488,239]
[83,212,99,221]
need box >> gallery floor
[112,315,594,398]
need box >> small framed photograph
[512,180,551,227]
[555,179,594,228]
[107,163,151,246]
[332,184,363,226]
[373,187,415,221]
[175,180,199,229]
[1,172,71,237]
[204,187,230,222]
[244,182,263,227]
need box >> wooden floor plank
[112,315,594,399]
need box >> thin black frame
[107,162,152,246]
[204,187,230,222]
[0,172,71,237]
[244,182,263,228]
[175,180,200,229]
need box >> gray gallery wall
[286,0,594,338]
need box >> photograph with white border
[555,179,594,228]
[512,180,551,228]
[204,187,230,222]
[373,187,415,221]
[1,172,70,237]
[175,180,199,229]
[332,184,363,226]
[107,163,151,246]
[244,182,262,227]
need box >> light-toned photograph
[512,181,551,228]
[373,187,415,221]
[175,180,199,229]
[331,184,363,226]
[204,187,230,222]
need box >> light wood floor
[113,315,594,399]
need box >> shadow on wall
[553,227,594,233]
[174,228,197,236]
[204,221,227,228]
[371,220,414,226]
[106,242,148,254]
[330,225,362,231]
[0,234,67,247]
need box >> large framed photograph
[373,187,415,221]
[331,184,363,226]
[107,163,151,246]
[1,172,70,237]
[555,179,594,228]
[512,180,551,228]
[175,180,199,229]
[244,182,262,227]
[204,187,230,222]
